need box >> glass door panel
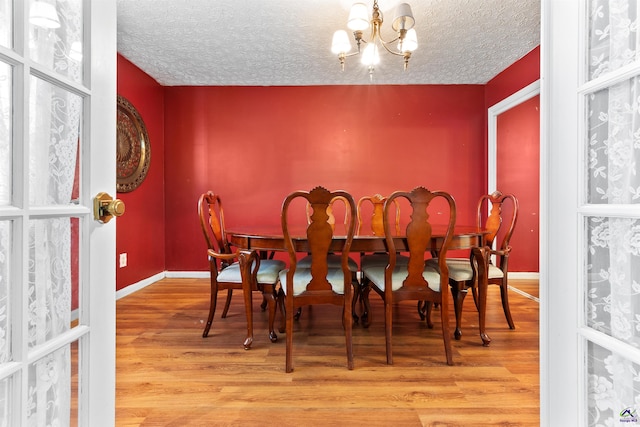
[586,216,640,344]
[583,1,640,424]
[28,0,83,84]
[0,0,11,48]
[28,75,81,206]
[586,77,640,205]
[0,220,12,364]
[588,341,640,424]
[0,61,11,206]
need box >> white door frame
[540,0,579,423]
[487,80,540,195]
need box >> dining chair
[279,186,357,372]
[361,187,456,366]
[425,190,519,340]
[198,191,286,347]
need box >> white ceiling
[116,0,540,87]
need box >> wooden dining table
[227,225,491,349]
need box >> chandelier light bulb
[361,43,380,66]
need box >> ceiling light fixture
[331,0,417,80]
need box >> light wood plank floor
[116,278,539,426]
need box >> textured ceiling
[116,0,540,86]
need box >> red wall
[164,85,486,271]
[485,46,540,108]
[497,96,540,272]
[116,55,165,290]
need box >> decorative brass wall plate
[117,95,151,192]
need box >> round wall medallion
[117,95,151,193]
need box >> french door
[544,0,640,424]
[0,0,116,425]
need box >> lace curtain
[0,1,81,425]
[586,0,640,425]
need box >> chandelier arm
[350,29,369,56]
[344,50,363,59]
[378,40,406,57]
[375,32,398,46]
[371,19,405,57]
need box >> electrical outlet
[119,253,127,268]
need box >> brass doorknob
[94,192,126,223]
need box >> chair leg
[450,283,467,340]
[285,298,295,373]
[277,290,286,333]
[424,301,434,329]
[221,288,233,318]
[261,293,268,311]
[266,287,278,342]
[384,299,393,365]
[500,282,516,329]
[351,281,361,324]
[344,293,354,370]
[439,297,454,366]
[202,282,219,338]
[417,301,426,320]
[360,283,372,328]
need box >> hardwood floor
[116,278,539,426]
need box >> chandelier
[331,1,418,79]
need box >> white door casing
[540,1,580,423]
[487,80,540,195]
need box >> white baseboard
[115,272,167,300]
[164,271,209,279]
[115,271,210,300]
[509,272,539,280]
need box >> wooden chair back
[476,191,519,269]
[306,194,351,230]
[357,194,401,236]
[283,187,357,293]
[385,187,457,298]
[198,191,232,257]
